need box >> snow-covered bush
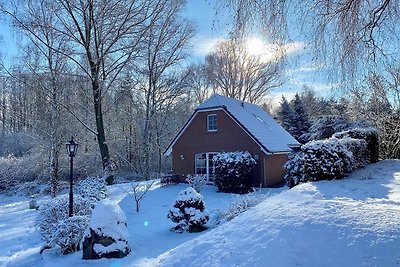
[54,216,89,254]
[283,152,306,188]
[302,138,353,181]
[82,200,130,259]
[333,127,379,163]
[284,136,372,187]
[37,194,91,253]
[77,177,108,207]
[213,151,256,193]
[186,174,207,193]
[212,192,267,226]
[167,187,209,233]
[339,138,369,168]
[284,138,354,187]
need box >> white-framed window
[207,114,218,132]
[195,152,218,181]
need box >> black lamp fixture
[66,136,79,157]
[66,136,79,217]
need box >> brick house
[164,94,300,187]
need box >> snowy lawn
[0,180,282,267]
[150,160,400,267]
[2,160,400,267]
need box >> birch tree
[217,0,400,80]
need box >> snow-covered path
[151,160,400,267]
[0,198,42,267]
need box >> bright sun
[246,37,265,56]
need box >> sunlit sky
[0,0,334,107]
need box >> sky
[0,0,335,107]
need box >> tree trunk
[92,79,113,184]
[49,141,59,198]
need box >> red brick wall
[171,109,269,186]
[263,154,288,186]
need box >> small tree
[167,187,209,233]
[213,151,256,193]
[129,180,154,212]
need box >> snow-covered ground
[1,160,400,267]
[0,180,282,267]
[151,160,400,267]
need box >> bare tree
[131,0,194,179]
[129,180,154,212]
[186,64,215,104]
[203,38,282,104]
[1,0,154,184]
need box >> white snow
[93,240,127,255]
[1,160,400,266]
[89,199,128,241]
[175,186,203,203]
[150,160,400,267]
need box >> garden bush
[211,192,268,226]
[302,138,354,181]
[213,151,256,193]
[185,174,207,193]
[77,177,108,208]
[167,187,209,233]
[284,134,375,188]
[54,216,89,254]
[283,152,306,188]
[333,127,379,163]
[37,194,91,254]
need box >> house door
[195,152,218,182]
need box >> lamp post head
[66,136,79,158]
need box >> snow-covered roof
[196,94,300,152]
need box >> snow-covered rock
[82,200,130,259]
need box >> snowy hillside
[151,160,400,267]
[1,160,399,267]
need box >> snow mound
[89,199,128,241]
[153,160,400,267]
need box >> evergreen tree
[290,93,311,143]
[276,96,295,132]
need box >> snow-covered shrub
[212,192,267,226]
[283,152,306,188]
[301,138,353,181]
[77,177,108,207]
[37,194,91,253]
[339,138,369,168]
[0,152,45,193]
[333,127,379,163]
[213,151,256,193]
[285,133,376,188]
[167,187,209,233]
[186,174,207,193]
[54,216,89,254]
[82,200,130,259]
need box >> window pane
[195,153,206,174]
[207,114,217,131]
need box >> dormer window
[207,114,218,132]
